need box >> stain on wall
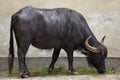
[0,0,120,57]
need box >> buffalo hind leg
[24,58,32,76]
[17,42,30,78]
[48,48,61,74]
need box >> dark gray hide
[8,6,108,78]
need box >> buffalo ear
[81,49,90,56]
[101,35,106,44]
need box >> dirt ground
[0,75,120,80]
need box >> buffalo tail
[8,18,15,74]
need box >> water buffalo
[8,6,108,78]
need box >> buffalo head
[82,36,108,74]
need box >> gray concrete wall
[0,57,120,71]
[0,0,120,57]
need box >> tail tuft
[8,54,14,74]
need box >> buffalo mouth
[97,68,106,74]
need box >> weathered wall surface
[0,0,120,57]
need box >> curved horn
[85,36,100,53]
[101,35,106,44]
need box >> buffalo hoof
[20,73,30,78]
[21,74,30,78]
[69,70,79,75]
[72,71,79,75]
[27,72,33,76]
[48,68,53,74]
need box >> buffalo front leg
[66,50,78,75]
[48,48,61,74]
[17,42,30,78]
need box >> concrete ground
[0,75,120,80]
